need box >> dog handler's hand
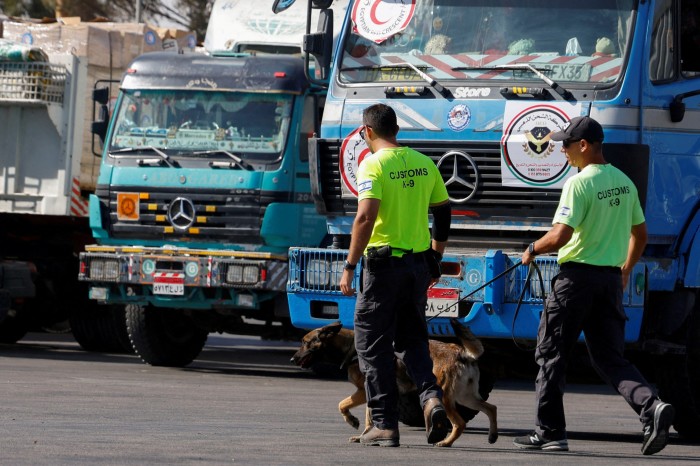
[340,269,356,296]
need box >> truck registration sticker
[426,287,459,318]
[153,272,185,296]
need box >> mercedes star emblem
[167,197,196,230]
[437,151,480,203]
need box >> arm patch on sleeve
[358,180,373,194]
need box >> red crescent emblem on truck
[370,2,389,25]
[339,126,371,197]
[352,0,416,44]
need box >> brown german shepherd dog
[291,318,498,447]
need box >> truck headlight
[227,265,243,283]
[89,259,120,281]
[242,265,259,284]
[226,264,260,284]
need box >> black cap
[550,116,604,143]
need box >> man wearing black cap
[513,116,674,455]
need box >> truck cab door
[640,0,700,245]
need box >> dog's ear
[319,321,343,339]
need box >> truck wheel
[650,290,700,440]
[126,305,208,367]
[0,306,31,343]
[70,304,133,353]
[398,362,496,427]
[681,291,700,440]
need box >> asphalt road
[1,332,698,465]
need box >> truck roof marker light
[274,72,287,78]
[385,86,426,96]
[452,209,480,218]
[126,68,137,74]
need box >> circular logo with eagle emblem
[501,105,573,187]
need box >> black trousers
[535,262,659,439]
[354,253,442,430]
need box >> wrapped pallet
[1,18,197,191]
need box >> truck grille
[315,139,561,222]
[99,186,264,244]
[288,247,560,302]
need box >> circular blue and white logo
[21,32,34,45]
[185,262,199,278]
[144,31,157,45]
[142,259,155,275]
[447,104,471,132]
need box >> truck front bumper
[286,247,647,342]
[79,245,288,309]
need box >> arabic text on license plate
[426,287,459,318]
[153,283,184,295]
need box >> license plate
[514,63,592,83]
[153,273,185,296]
[426,287,459,318]
[153,283,184,295]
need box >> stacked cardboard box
[2,19,197,67]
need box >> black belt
[560,262,621,274]
[363,249,430,271]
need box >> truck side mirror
[670,89,700,123]
[272,0,295,14]
[312,0,333,8]
[670,98,685,123]
[91,87,110,150]
[303,9,333,81]
[91,119,108,142]
[93,87,109,105]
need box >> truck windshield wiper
[340,63,448,96]
[382,62,447,96]
[110,146,176,167]
[452,63,571,99]
[194,150,253,170]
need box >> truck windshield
[109,90,293,162]
[339,0,636,86]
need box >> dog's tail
[449,318,484,360]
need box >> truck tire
[398,363,496,427]
[0,306,31,344]
[70,304,133,353]
[126,305,208,367]
[649,290,700,440]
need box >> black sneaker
[641,402,674,455]
[513,432,569,451]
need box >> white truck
[0,23,178,349]
[0,45,98,342]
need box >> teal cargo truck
[77,50,330,366]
